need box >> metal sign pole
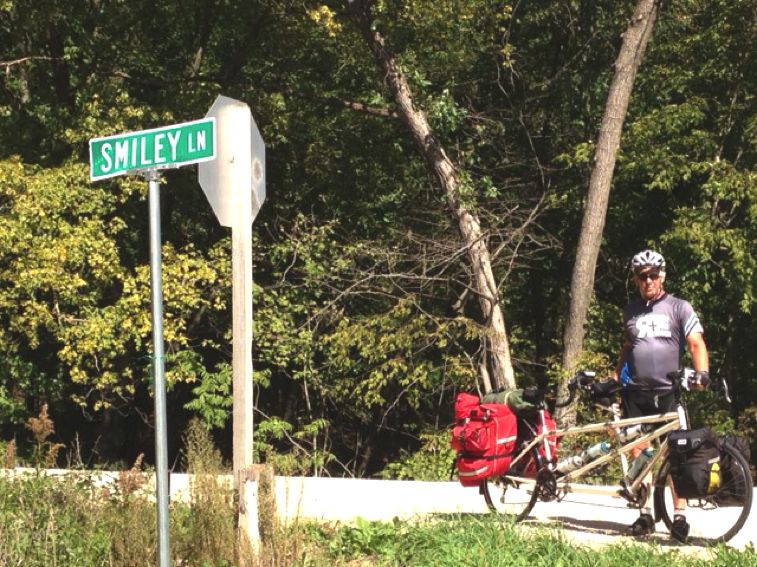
[147,169,171,566]
[89,117,216,565]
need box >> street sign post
[145,169,170,567]
[88,116,217,567]
[88,102,266,559]
[89,118,216,181]
[198,95,266,546]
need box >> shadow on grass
[525,515,719,550]
[424,509,728,551]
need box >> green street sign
[89,118,216,180]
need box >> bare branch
[2,56,57,73]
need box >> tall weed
[174,418,238,565]
[25,404,63,468]
[106,454,158,566]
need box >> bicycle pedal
[617,488,642,507]
[617,487,633,500]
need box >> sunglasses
[636,272,661,281]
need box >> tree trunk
[558,0,658,421]
[347,0,515,390]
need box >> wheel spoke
[654,444,752,543]
[482,474,539,521]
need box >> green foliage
[185,361,233,429]
[326,517,407,562]
[255,415,335,476]
[0,156,230,418]
[0,474,112,565]
[0,0,753,476]
[0,425,248,566]
[381,429,455,481]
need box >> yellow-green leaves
[308,5,343,38]
[0,157,228,413]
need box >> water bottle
[556,441,611,474]
[583,440,612,460]
[624,447,654,484]
[616,424,645,443]
[556,453,584,474]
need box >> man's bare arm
[686,332,709,372]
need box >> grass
[1,471,754,566]
[0,417,251,566]
[295,515,756,567]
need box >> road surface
[268,477,756,555]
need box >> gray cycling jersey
[623,293,704,391]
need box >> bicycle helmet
[630,249,666,273]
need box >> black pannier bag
[715,433,752,506]
[668,428,721,499]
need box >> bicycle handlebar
[560,368,732,406]
[532,368,731,411]
[665,368,732,404]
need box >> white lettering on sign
[139,139,152,166]
[89,117,215,181]
[100,143,113,173]
[154,133,166,164]
[115,140,129,170]
[99,137,182,171]
[167,131,180,161]
[187,130,207,154]
[635,314,672,338]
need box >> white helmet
[631,249,666,273]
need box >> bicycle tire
[653,442,753,543]
[482,469,541,521]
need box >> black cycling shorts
[621,389,675,418]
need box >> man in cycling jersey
[613,249,710,540]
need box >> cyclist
[613,249,710,539]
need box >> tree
[558,0,659,422]
[346,0,515,391]
[1,0,753,477]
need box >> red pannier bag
[453,392,480,423]
[521,409,559,477]
[451,394,518,486]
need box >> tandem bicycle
[479,369,753,544]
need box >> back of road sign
[198,95,266,227]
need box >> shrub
[0,473,111,565]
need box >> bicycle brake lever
[575,371,596,390]
[720,377,732,405]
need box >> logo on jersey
[635,314,672,338]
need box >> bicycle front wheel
[482,473,540,521]
[653,442,753,543]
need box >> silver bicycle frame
[506,410,680,498]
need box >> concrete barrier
[245,477,489,523]
[0,467,231,503]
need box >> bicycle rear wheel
[482,473,540,521]
[653,442,753,543]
